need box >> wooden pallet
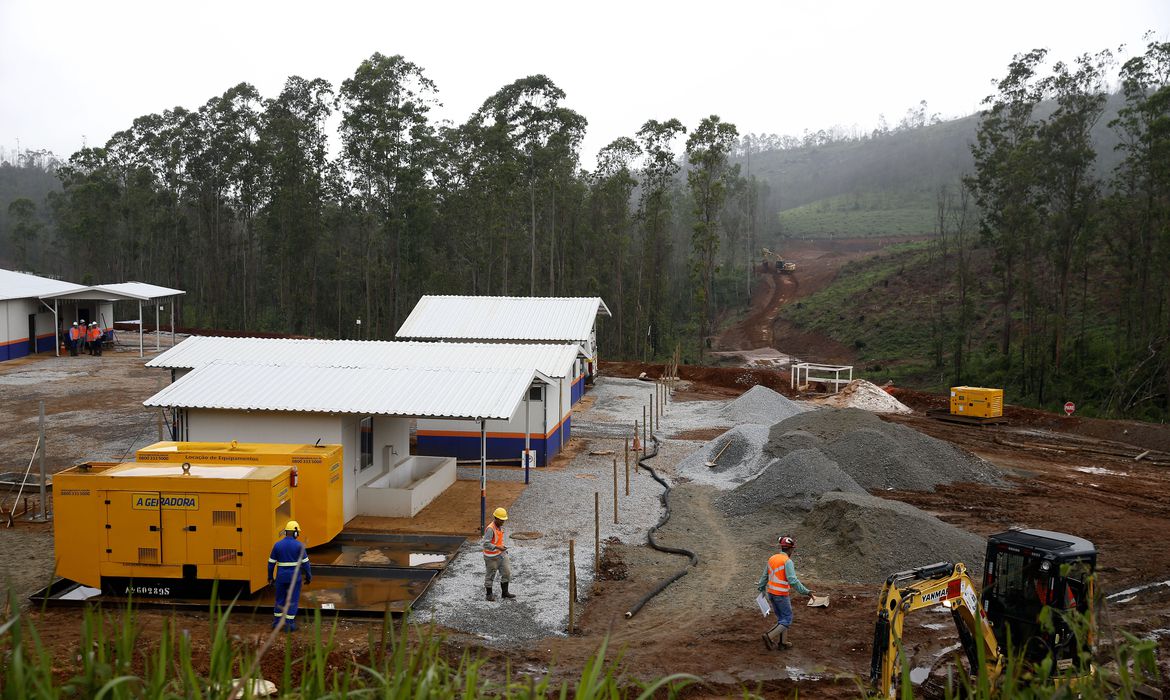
[926,408,1008,426]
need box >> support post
[643,406,646,444]
[612,457,618,524]
[479,419,487,533]
[568,539,576,634]
[138,301,144,358]
[155,300,160,351]
[524,385,532,484]
[53,300,59,357]
[36,401,47,521]
[594,492,600,576]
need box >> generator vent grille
[213,548,238,564]
[212,510,236,526]
[138,547,159,564]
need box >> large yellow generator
[54,441,344,596]
[135,441,344,547]
[950,386,1004,418]
[54,460,293,594]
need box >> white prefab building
[395,295,611,398]
[143,362,552,522]
[146,337,579,466]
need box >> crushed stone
[716,449,867,515]
[766,408,1002,491]
[815,379,912,414]
[673,424,772,489]
[793,492,986,583]
[719,385,811,426]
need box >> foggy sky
[2,0,1167,168]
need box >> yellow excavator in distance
[761,248,796,273]
[871,529,1098,697]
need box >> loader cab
[981,529,1096,670]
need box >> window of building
[359,416,374,470]
[528,385,544,402]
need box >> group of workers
[66,321,105,356]
[265,507,814,648]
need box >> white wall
[417,376,566,440]
[183,408,413,522]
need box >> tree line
[928,38,1170,418]
[31,54,773,360]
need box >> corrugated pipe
[624,435,699,619]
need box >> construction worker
[758,535,815,650]
[483,507,516,601]
[68,322,80,356]
[89,322,103,356]
[77,319,88,354]
[267,520,312,631]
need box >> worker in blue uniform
[267,520,312,631]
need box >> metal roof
[146,338,581,377]
[395,296,611,342]
[39,281,185,302]
[0,268,84,302]
[144,363,548,420]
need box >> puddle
[1075,466,1125,476]
[910,666,931,684]
[0,370,87,385]
[1106,579,1170,602]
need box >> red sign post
[1064,401,1076,416]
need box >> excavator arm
[870,562,1002,698]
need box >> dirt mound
[794,492,986,583]
[816,379,911,414]
[766,408,1002,491]
[720,385,810,425]
[676,424,772,489]
[716,449,867,515]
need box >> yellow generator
[135,441,344,548]
[54,460,294,595]
[950,386,1004,418]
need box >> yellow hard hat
[492,507,508,521]
[285,520,301,534]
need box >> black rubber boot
[501,582,516,599]
[485,585,495,601]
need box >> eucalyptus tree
[685,115,739,357]
[338,53,440,335]
[591,137,641,354]
[635,118,685,359]
[475,75,586,294]
[7,197,40,269]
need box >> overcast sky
[2,0,1167,169]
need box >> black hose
[624,434,699,619]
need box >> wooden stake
[568,539,576,633]
[624,440,630,496]
[594,492,600,576]
[613,457,619,524]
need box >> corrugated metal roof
[146,338,581,377]
[0,268,85,302]
[143,363,543,419]
[92,282,185,300]
[395,296,610,342]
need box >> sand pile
[793,492,986,583]
[675,424,772,489]
[816,379,912,414]
[720,385,810,426]
[766,408,1002,491]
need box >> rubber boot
[779,626,793,649]
[485,585,496,601]
[501,582,516,599]
[764,623,785,649]
[286,619,297,633]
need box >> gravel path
[573,377,730,439]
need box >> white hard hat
[71,322,78,326]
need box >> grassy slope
[777,190,937,237]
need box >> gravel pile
[716,449,867,515]
[674,424,772,489]
[719,385,810,426]
[766,408,1002,491]
[794,492,986,583]
[816,379,912,414]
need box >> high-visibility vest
[767,552,791,596]
[88,327,100,342]
[69,327,79,340]
[483,523,504,557]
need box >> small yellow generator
[54,460,294,594]
[950,386,1004,419]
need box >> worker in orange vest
[68,322,80,356]
[482,507,516,601]
[88,322,102,356]
[758,535,815,650]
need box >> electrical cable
[624,433,699,619]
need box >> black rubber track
[624,435,699,619]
